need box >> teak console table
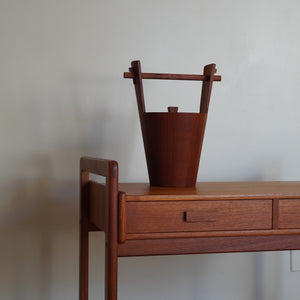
[79,157,300,300]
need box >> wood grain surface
[126,199,272,233]
[119,181,300,201]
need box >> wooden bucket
[124,61,221,187]
[143,112,207,187]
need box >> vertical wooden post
[79,171,89,300]
[105,161,119,300]
[130,61,148,150]
[130,60,146,119]
[200,64,217,113]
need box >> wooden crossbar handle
[124,72,222,81]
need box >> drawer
[126,200,272,233]
[278,199,300,229]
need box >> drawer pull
[185,210,217,223]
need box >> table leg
[79,171,89,300]
[105,234,118,300]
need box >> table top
[119,181,300,201]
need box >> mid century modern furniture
[79,156,300,300]
[123,60,221,187]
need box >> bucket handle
[124,60,221,117]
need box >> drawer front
[126,200,272,233]
[278,199,300,229]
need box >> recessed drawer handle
[185,210,217,223]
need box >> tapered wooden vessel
[124,61,221,187]
[143,112,207,187]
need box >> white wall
[1,0,300,299]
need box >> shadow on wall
[0,72,131,300]
[67,72,139,175]
[0,155,101,300]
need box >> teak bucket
[124,61,221,187]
